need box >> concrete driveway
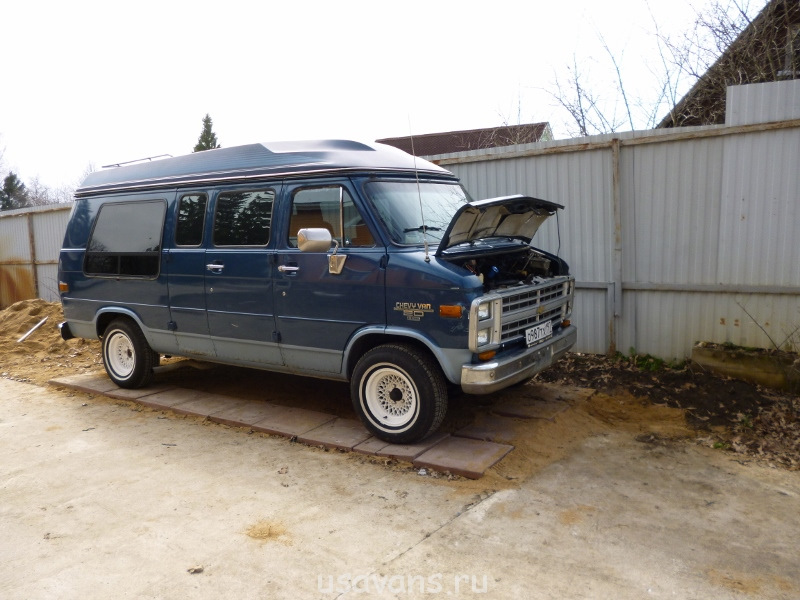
[2,377,799,599]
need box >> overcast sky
[1,0,717,189]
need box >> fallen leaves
[540,352,800,470]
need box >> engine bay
[455,246,568,291]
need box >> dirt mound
[0,299,102,385]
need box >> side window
[175,194,207,246]
[213,189,274,246]
[288,186,375,248]
[84,200,166,277]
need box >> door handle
[278,265,299,273]
[206,262,224,273]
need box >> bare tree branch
[548,0,794,135]
[599,35,635,131]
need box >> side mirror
[297,228,332,253]
[297,227,347,274]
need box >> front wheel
[102,318,157,389]
[351,343,448,444]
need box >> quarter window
[84,200,166,277]
[213,189,274,246]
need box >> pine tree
[193,114,221,152]
[1,172,28,210]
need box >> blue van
[58,140,576,443]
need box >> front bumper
[460,325,577,395]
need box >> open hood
[436,194,563,255]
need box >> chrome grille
[499,280,570,342]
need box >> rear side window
[213,189,274,246]
[84,200,166,277]
[175,194,207,246]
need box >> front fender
[344,326,470,384]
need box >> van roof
[76,140,454,197]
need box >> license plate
[526,321,553,346]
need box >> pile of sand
[0,299,102,385]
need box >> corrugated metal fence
[0,204,71,308]
[431,90,800,358]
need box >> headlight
[477,328,491,346]
[478,302,491,320]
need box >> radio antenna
[408,117,430,263]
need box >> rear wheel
[102,318,157,388]
[351,343,448,444]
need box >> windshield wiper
[403,226,442,233]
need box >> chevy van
[58,140,576,443]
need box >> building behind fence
[1,81,798,359]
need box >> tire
[102,318,157,389]
[351,343,448,444]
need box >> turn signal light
[58,281,69,293]
[478,350,496,361]
[439,305,463,318]
[562,319,571,327]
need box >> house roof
[76,140,453,197]
[659,0,800,128]
[377,122,552,157]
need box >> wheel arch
[343,327,464,384]
[95,308,146,339]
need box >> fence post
[609,138,623,355]
[26,213,40,299]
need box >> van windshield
[364,180,471,245]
